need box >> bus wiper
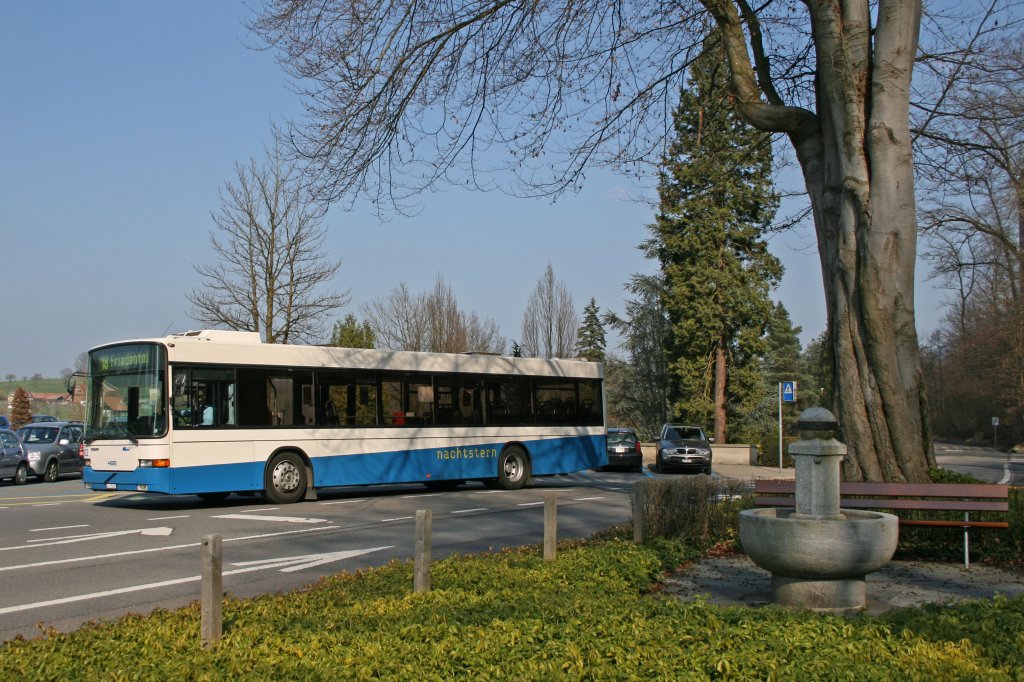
[85,425,138,445]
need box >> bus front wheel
[494,446,530,490]
[264,452,307,504]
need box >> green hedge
[632,475,751,550]
[757,435,797,467]
[2,538,1022,680]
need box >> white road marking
[29,525,90,532]
[147,515,190,521]
[14,527,173,548]
[320,499,367,505]
[381,516,414,522]
[0,543,202,573]
[0,546,392,616]
[0,525,340,573]
[452,508,486,514]
[574,497,605,501]
[517,501,545,507]
[212,514,327,524]
[230,546,394,573]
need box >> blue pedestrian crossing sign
[781,381,797,403]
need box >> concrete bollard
[201,534,223,647]
[544,493,558,561]
[414,509,432,592]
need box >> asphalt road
[0,443,1014,643]
[0,469,637,642]
[933,442,1022,484]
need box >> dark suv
[655,424,712,474]
[16,421,84,482]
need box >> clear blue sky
[0,2,945,379]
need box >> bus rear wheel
[264,452,307,504]
[494,446,530,490]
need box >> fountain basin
[740,507,898,578]
[739,507,898,612]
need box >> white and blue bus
[81,330,606,503]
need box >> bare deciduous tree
[252,0,1022,480]
[363,275,506,353]
[521,264,577,359]
[916,35,1024,443]
[188,145,350,343]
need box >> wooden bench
[752,480,1010,567]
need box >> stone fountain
[739,408,898,613]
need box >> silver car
[0,428,29,485]
[16,421,84,482]
[655,424,713,474]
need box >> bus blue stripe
[84,435,606,495]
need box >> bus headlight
[138,459,170,468]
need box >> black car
[605,427,643,472]
[655,424,712,474]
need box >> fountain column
[738,408,898,613]
[790,410,845,520]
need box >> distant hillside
[0,378,67,395]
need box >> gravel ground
[663,554,1024,615]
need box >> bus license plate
[106,483,117,489]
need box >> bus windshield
[86,343,167,439]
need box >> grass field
[1,377,82,421]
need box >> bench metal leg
[964,512,970,569]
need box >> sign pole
[778,382,783,472]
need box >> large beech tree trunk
[706,0,936,481]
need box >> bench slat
[750,478,1010,567]
[753,497,1008,512]
[753,480,1009,499]
[900,520,1009,529]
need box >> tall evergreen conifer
[575,298,607,362]
[330,313,375,349]
[646,34,782,443]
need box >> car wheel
[14,464,28,485]
[495,446,530,490]
[633,463,644,474]
[43,460,59,483]
[264,451,307,504]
